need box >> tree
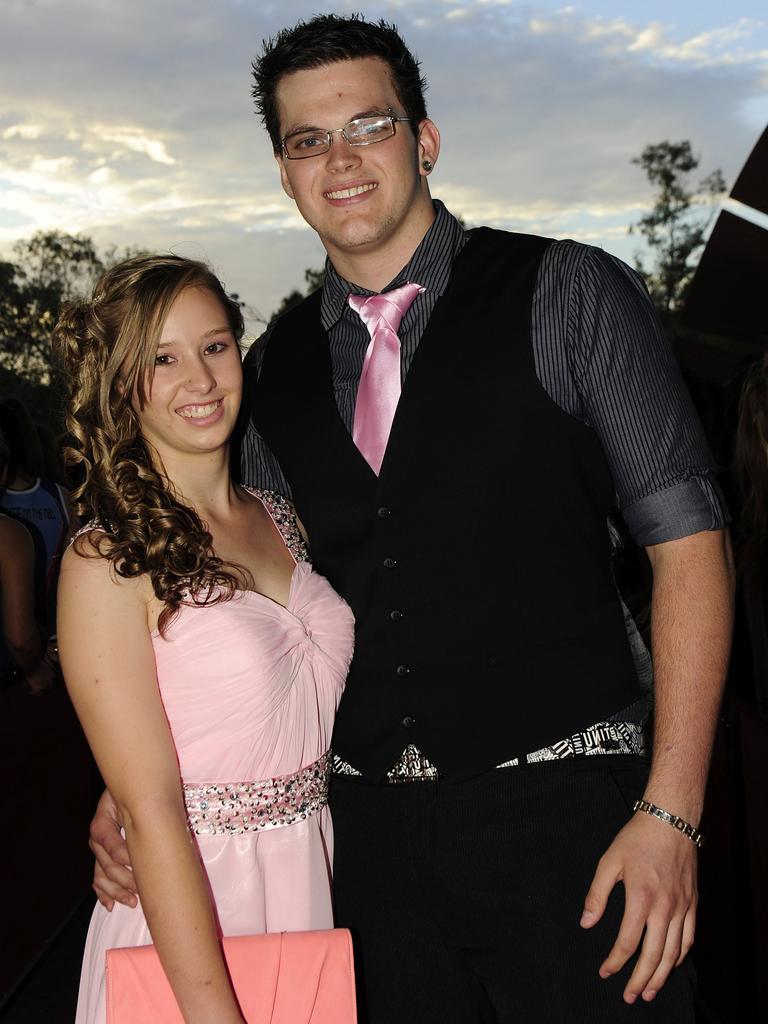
[270,266,326,321]
[0,231,106,384]
[630,141,725,325]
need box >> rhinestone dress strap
[68,519,108,547]
[245,488,311,565]
[184,751,331,835]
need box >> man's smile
[323,182,378,201]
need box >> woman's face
[134,285,243,462]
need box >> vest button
[377,506,391,519]
[402,716,416,729]
[383,557,397,569]
[395,664,410,677]
[389,609,403,622]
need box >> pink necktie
[348,282,424,475]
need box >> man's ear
[276,153,295,200]
[417,119,441,177]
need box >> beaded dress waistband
[184,751,331,835]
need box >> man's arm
[238,327,293,494]
[581,526,734,1003]
[90,788,136,909]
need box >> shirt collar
[320,199,468,332]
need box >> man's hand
[90,789,137,910]
[580,528,731,1004]
[580,811,697,1004]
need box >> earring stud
[422,159,433,172]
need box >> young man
[91,15,733,1023]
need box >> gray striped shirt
[243,200,727,547]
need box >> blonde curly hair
[53,254,247,635]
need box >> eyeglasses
[281,112,412,160]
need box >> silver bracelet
[632,799,704,848]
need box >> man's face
[274,57,439,270]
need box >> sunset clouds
[1,0,765,325]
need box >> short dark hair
[252,13,428,154]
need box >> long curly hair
[53,254,247,635]
[734,352,768,587]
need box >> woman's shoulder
[65,520,111,559]
[61,523,149,601]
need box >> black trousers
[330,756,696,1024]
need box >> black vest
[251,228,640,781]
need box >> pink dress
[74,491,355,1024]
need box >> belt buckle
[386,744,439,783]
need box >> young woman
[54,255,354,1023]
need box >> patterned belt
[332,721,646,783]
[184,751,331,834]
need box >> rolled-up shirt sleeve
[565,244,728,546]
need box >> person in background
[0,426,55,694]
[734,351,768,704]
[0,398,71,640]
[36,421,70,487]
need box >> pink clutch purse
[105,928,357,1023]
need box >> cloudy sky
[1,0,766,330]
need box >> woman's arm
[0,517,53,693]
[58,542,244,1024]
